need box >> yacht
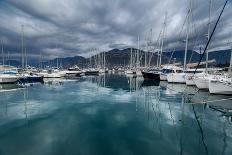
[0,74,19,84]
[125,69,136,75]
[84,68,99,76]
[160,65,181,81]
[0,65,20,84]
[166,67,185,83]
[208,49,232,94]
[194,68,222,90]
[38,68,61,78]
[142,68,160,80]
[185,69,205,86]
[209,75,232,94]
[64,66,82,78]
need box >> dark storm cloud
[0,0,231,60]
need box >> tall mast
[159,13,167,68]
[25,47,27,68]
[206,0,212,73]
[104,51,106,69]
[148,28,153,68]
[137,36,140,68]
[145,40,148,68]
[130,48,133,69]
[184,0,192,71]
[1,40,4,65]
[157,37,160,68]
[7,51,10,65]
[21,25,24,69]
[229,46,232,75]
[39,52,42,69]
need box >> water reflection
[0,74,232,155]
[139,77,232,155]
[0,84,23,92]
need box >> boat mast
[136,36,140,69]
[1,40,4,65]
[184,0,192,71]
[21,25,25,69]
[229,47,232,75]
[130,48,133,69]
[159,13,167,68]
[206,0,212,73]
[145,39,148,68]
[25,47,27,68]
[148,28,153,68]
[104,51,106,70]
[157,37,161,68]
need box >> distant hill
[88,48,169,68]
[5,48,231,68]
[42,56,87,68]
[164,49,231,66]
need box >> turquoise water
[0,74,232,155]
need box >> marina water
[0,74,232,155]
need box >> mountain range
[2,48,231,68]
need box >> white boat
[38,69,61,78]
[166,67,185,83]
[125,69,136,75]
[185,69,205,86]
[0,74,19,84]
[0,65,20,84]
[194,68,222,89]
[208,47,232,94]
[167,72,186,83]
[209,75,232,94]
[194,74,210,89]
[136,70,142,76]
[160,65,181,81]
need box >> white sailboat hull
[167,73,186,83]
[125,70,135,74]
[38,73,61,78]
[136,70,142,76]
[0,74,19,84]
[185,76,195,86]
[194,76,209,90]
[160,73,167,81]
[209,79,232,94]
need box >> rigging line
[148,27,163,66]
[194,0,229,75]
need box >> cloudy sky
[0,0,231,60]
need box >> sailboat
[142,14,167,80]
[194,0,213,89]
[167,1,192,83]
[136,36,143,76]
[209,48,232,94]
[125,48,136,75]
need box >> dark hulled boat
[142,71,160,80]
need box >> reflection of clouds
[113,91,135,103]
[0,80,136,127]
[114,113,127,124]
[82,107,98,115]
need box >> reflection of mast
[1,40,4,65]
[221,117,228,155]
[23,88,30,125]
[168,101,179,148]
[179,95,185,155]
[192,104,209,155]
